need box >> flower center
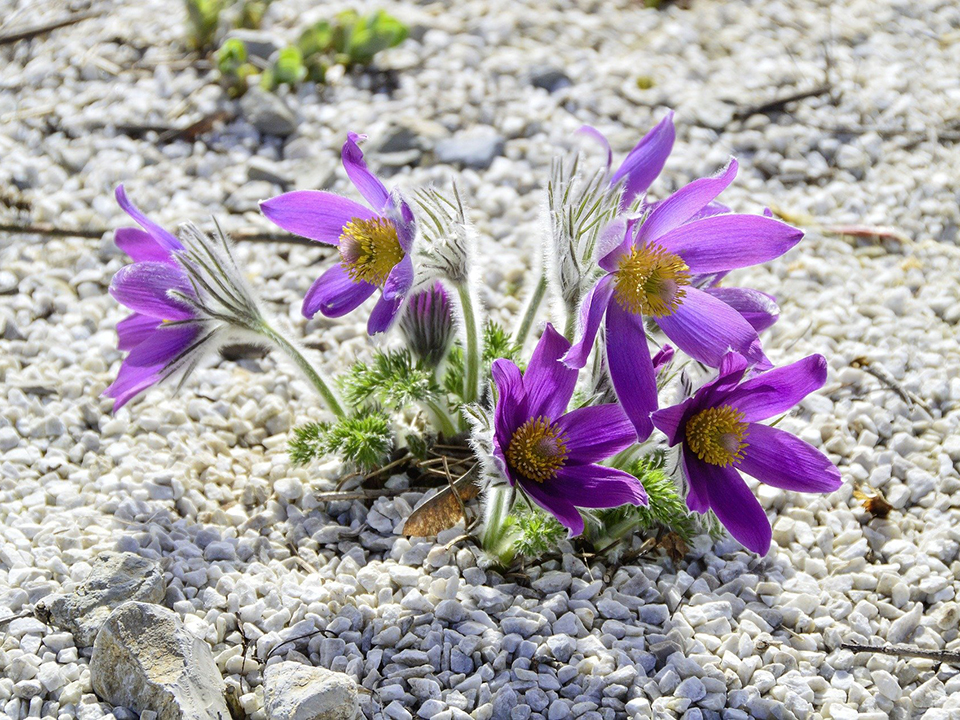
[339,217,404,286]
[506,417,569,482]
[613,244,691,317]
[686,405,749,467]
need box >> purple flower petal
[552,464,649,508]
[689,201,733,221]
[104,361,163,411]
[367,293,403,335]
[382,254,413,302]
[116,313,161,351]
[563,275,614,369]
[738,423,842,493]
[554,404,636,465]
[705,287,779,333]
[122,323,200,368]
[681,448,710,513]
[115,185,181,253]
[652,344,675,373]
[114,228,174,264]
[699,460,772,554]
[393,197,417,253]
[302,263,376,319]
[523,324,577,421]
[611,111,675,207]
[637,160,738,246]
[491,359,527,451]
[260,191,375,245]
[726,354,827,422]
[343,132,391,212]
[521,481,586,536]
[651,396,696,447]
[598,218,634,272]
[109,262,194,321]
[576,125,612,170]
[658,214,803,274]
[655,286,766,368]
[605,302,657,440]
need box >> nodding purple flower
[399,282,454,366]
[563,160,803,439]
[260,132,416,335]
[652,352,842,554]
[491,324,648,536]
[579,112,676,208]
[104,187,204,410]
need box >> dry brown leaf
[853,486,893,519]
[401,474,479,537]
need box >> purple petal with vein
[109,262,194,321]
[611,111,675,207]
[367,294,403,335]
[705,287,779,333]
[343,132,391,212]
[655,286,764,368]
[738,423,842,493]
[702,462,772,554]
[382,254,413,302]
[658,214,803,274]
[681,449,711,513]
[554,404,637,465]
[491,359,527,450]
[116,313,161,352]
[564,275,614,369]
[302,263,376,319]
[522,481,586,536]
[552,464,648,508]
[115,185,181,253]
[114,228,174,264]
[605,302,657,440]
[726,354,827,422]
[260,191,374,245]
[523,324,576,420]
[637,160,739,245]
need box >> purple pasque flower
[491,324,648,536]
[105,186,205,410]
[399,282,454,366]
[260,132,416,335]
[651,352,842,554]
[579,111,676,208]
[563,159,803,440]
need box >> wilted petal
[367,293,403,335]
[637,160,738,245]
[260,191,374,245]
[555,404,636,465]
[116,313,161,351]
[553,464,648,508]
[524,324,577,421]
[655,286,765,368]
[726,354,827,422]
[705,287,779,333]
[702,461,772,554]
[382,254,413,302]
[564,275,614,369]
[343,132,391,212]
[658,214,804,274]
[738,423,842,493]
[302,263,376,319]
[109,262,194,321]
[115,185,181,253]
[611,111,675,207]
[605,302,657,440]
[114,228,173,264]
[492,359,527,450]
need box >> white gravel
[1,0,959,719]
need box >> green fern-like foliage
[444,321,523,399]
[288,408,393,471]
[340,349,441,411]
[629,453,699,543]
[510,503,567,559]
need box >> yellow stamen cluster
[506,417,569,482]
[686,405,749,467]
[613,244,691,317]
[339,217,404,286]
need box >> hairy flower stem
[424,398,458,438]
[456,283,481,404]
[480,484,516,563]
[259,322,346,419]
[563,309,577,343]
[514,274,547,348]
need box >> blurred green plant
[186,0,227,51]
[216,38,257,97]
[261,45,308,91]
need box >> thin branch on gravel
[0,222,320,246]
[841,642,960,665]
[0,609,34,626]
[313,487,439,503]
[730,84,832,124]
[0,11,100,46]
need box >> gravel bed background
[1,0,959,719]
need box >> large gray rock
[91,602,230,720]
[240,88,298,137]
[263,661,359,720]
[35,551,165,647]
